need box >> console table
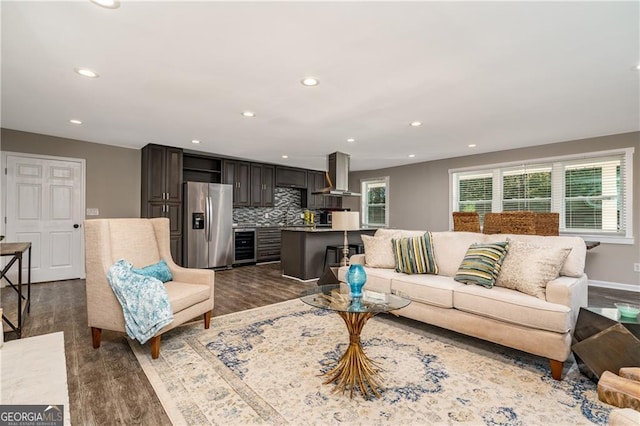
[1,242,32,339]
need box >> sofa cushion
[391,274,463,308]
[453,284,572,333]
[485,233,586,277]
[391,232,438,275]
[496,240,571,299]
[431,232,487,276]
[164,281,210,313]
[361,235,396,268]
[454,242,509,288]
[132,259,173,283]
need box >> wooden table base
[322,311,383,399]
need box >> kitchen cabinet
[275,166,307,188]
[250,163,275,207]
[223,159,251,206]
[183,153,222,183]
[257,227,281,262]
[307,170,326,209]
[141,144,184,264]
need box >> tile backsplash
[233,187,310,226]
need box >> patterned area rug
[130,299,611,425]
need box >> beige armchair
[84,218,214,358]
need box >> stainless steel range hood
[312,151,361,196]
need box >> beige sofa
[338,230,588,380]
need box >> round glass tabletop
[300,284,411,314]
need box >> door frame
[1,151,87,281]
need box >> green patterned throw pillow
[392,232,438,275]
[454,242,509,288]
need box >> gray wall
[344,132,640,287]
[1,128,141,218]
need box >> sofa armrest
[546,274,588,326]
[350,254,366,265]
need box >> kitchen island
[281,227,376,280]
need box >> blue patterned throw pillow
[392,232,438,275]
[132,259,173,283]
[454,242,509,288]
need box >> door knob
[73,224,81,229]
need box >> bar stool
[349,243,365,254]
[323,245,358,270]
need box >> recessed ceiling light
[410,121,422,127]
[191,140,200,144]
[90,0,120,9]
[74,67,99,78]
[69,119,82,125]
[636,64,640,70]
[468,144,477,148]
[242,111,256,117]
[408,154,416,158]
[347,138,355,143]
[301,77,319,87]
[281,155,289,159]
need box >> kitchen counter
[280,228,376,281]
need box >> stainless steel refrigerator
[184,182,234,269]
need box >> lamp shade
[332,211,360,230]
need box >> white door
[3,153,85,283]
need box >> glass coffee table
[300,284,411,399]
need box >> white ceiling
[2,1,638,171]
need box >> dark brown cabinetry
[141,144,184,264]
[223,160,251,207]
[275,166,307,188]
[257,227,281,262]
[183,153,222,183]
[306,170,341,210]
[250,164,275,207]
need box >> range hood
[312,151,361,197]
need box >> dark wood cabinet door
[166,203,182,235]
[148,202,165,219]
[222,160,236,186]
[275,166,307,188]
[165,147,183,202]
[236,161,251,206]
[309,171,326,209]
[250,163,263,207]
[170,235,182,265]
[146,145,167,202]
[262,165,275,207]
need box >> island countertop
[281,227,377,232]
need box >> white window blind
[450,148,633,242]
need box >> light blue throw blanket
[107,259,174,344]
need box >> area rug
[130,300,611,425]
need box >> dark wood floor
[1,263,637,425]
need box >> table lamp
[331,211,360,266]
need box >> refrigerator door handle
[207,197,213,241]
[205,196,211,242]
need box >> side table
[1,242,32,339]
[571,307,640,382]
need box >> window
[450,148,634,243]
[361,177,389,227]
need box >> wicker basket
[500,211,536,235]
[482,213,503,234]
[453,212,480,233]
[534,212,559,236]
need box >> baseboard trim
[588,280,640,292]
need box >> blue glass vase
[346,264,367,298]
